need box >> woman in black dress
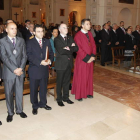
[124,28,137,67]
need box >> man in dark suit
[132,25,140,47]
[2,19,23,38]
[110,23,119,47]
[0,60,2,125]
[100,23,111,66]
[25,23,34,41]
[21,20,31,41]
[54,23,78,107]
[26,24,54,115]
[0,23,27,122]
[116,21,126,46]
[107,21,112,31]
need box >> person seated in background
[124,28,137,68]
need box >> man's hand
[14,68,23,76]
[87,57,95,63]
[45,59,51,65]
[71,43,75,46]
[64,46,70,51]
[115,42,119,45]
[0,79,1,81]
[99,40,101,43]
[134,45,137,50]
[41,60,49,66]
[107,42,111,45]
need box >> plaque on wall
[0,0,4,10]
[119,0,134,4]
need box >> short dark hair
[103,23,107,28]
[81,19,90,26]
[51,27,58,33]
[120,21,124,24]
[25,20,31,23]
[34,24,43,32]
[5,19,14,25]
[107,21,111,23]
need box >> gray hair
[112,23,117,27]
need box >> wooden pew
[0,65,57,100]
[95,44,101,61]
[133,50,140,73]
[111,46,125,68]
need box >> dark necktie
[64,36,67,43]
[85,33,90,42]
[12,38,16,47]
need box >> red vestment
[71,31,96,99]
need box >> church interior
[1,0,140,140]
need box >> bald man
[0,23,27,122]
[54,23,78,106]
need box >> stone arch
[118,8,132,28]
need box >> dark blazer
[132,31,140,46]
[21,27,30,40]
[124,34,136,50]
[116,27,126,46]
[0,60,2,79]
[94,30,101,44]
[26,37,54,79]
[54,35,78,70]
[110,30,119,47]
[25,32,33,41]
[101,29,111,45]
[0,36,27,79]
[2,30,23,38]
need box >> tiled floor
[0,65,140,140]
[94,64,140,111]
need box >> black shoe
[57,101,65,107]
[0,121,2,125]
[7,115,13,122]
[40,105,52,110]
[101,64,105,66]
[87,95,93,98]
[77,98,83,101]
[63,99,74,104]
[32,109,38,115]
[16,112,27,118]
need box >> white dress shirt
[8,36,16,44]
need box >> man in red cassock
[71,19,96,101]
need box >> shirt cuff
[83,54,91,63]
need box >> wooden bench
[133,50,140,73]
[0,65,57,100]
[111,46,125,68]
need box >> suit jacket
[132,31,140,46]
[94,30,101,44]
[54,35,78,70]
[124,34,136,50]
[116,27,126,46]
[101,29,111,46]
[0,36,27,79]
[0,60,2,79]
[25,32,33,41]
[26,37,54,79]
[21,27,30,40]
[110,30,118,47]
[2,30,23,38]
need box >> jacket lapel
[59,35,67,46]
[33,37,42,53]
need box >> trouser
[4,77,24,115]
[30,78,48,109]
[56,64,71,102]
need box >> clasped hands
[63,43,75,51]
[14,68,23,76]
[87,57,95,63]
[41,59,51,66]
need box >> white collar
[26,27,28,30]
[35,36,42,42]
[113,29,116,32]
[8,36,16,41]
[60,34,67,38]
[81,29,88,34]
